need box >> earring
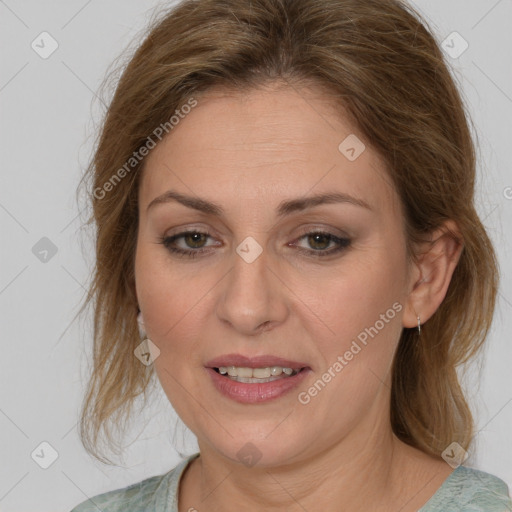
[135,312,160,365]
[417,315,421,336]
[137,311,146,339]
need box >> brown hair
[78,0,498,464]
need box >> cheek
[307,245,406,379]
[134,243,214,362]
[135,246,206,412]
[318,249,405,331]
[135,234,188,322]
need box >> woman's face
[135,83,414,466]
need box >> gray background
[0,0,511,510]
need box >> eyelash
[158,229,351,259]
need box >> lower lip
[206,367,311,404]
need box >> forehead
[139,84,400,218]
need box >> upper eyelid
[168,231,218,246]
[164,221,350,237]
[165,227,348,241]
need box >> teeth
[237,367,253,378]
[217,366,299,378]
[252,367,271,378]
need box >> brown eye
[160,230,216,258]
[307,233,332,250]
[294,231,351,258]
[182,232,208,249]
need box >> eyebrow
[146,190,372,216]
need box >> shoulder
[69,454,198,512]
[421,466,512,512]
[69,473,167,512]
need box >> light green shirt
[70,453,512,511]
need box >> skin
[134,81,463,512]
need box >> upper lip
[205,353,309,370]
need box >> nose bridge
[216,237,287,334]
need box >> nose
[215,242,289,336]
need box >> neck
[179,407,449,512]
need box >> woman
[71,0,511,510]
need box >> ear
[403,220,463,329]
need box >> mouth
[211,365,304,383]
[205,354,311,403]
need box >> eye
[158,229,351,259]
[159,230,216,258]
[292,230,351,258]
